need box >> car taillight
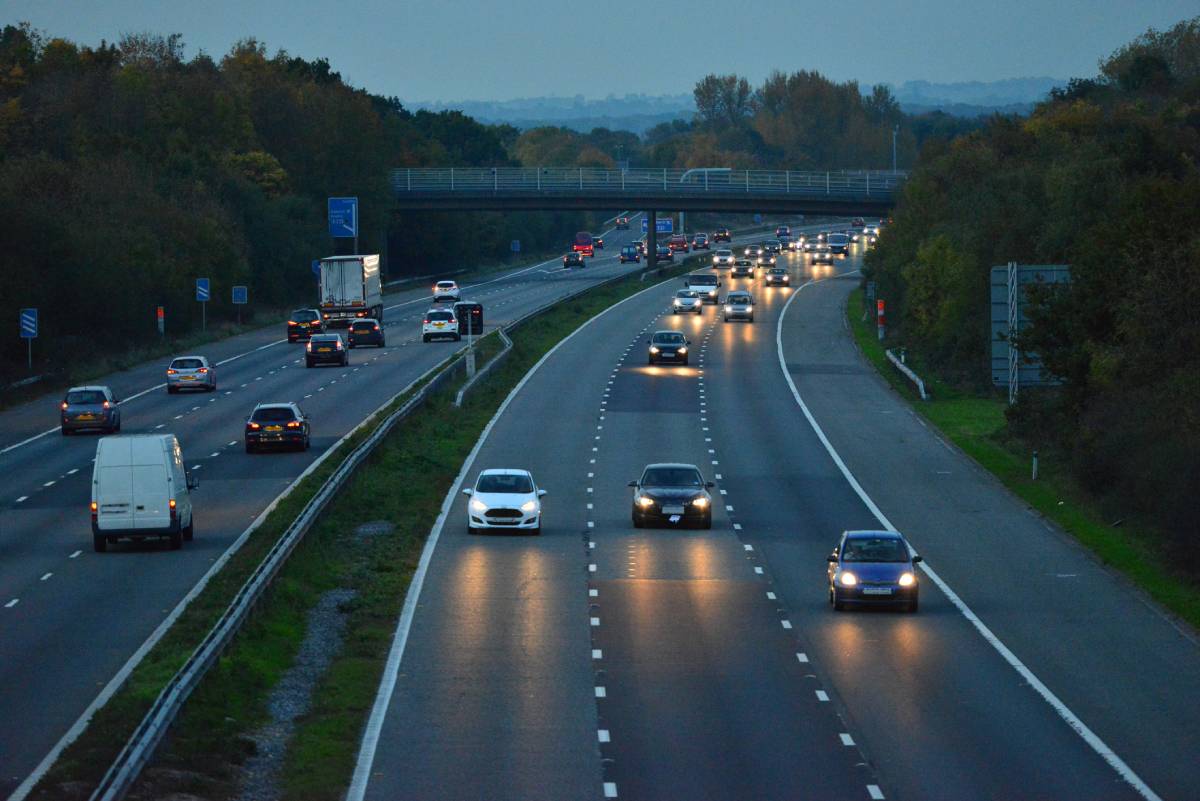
[423,319,430,324]
[166,369,177,375]
[169,498,177,521]
[373,324,380,331]
[102,401,111,409]
[247,422,261,430]
[306,342,313,352]
[197,367,208,373]
[288,320,297,326]
[61,401,68,410]
[286,420,301,428]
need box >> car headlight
[470,498,488,514]
[649,346,660,354]
[636,496,655,508]
[691,496,709,508]
[839,571,858,587]
[520,500,539,514]
[898,572,915,587]
[724,305,732,311]
[674,299,682,305]
[677,346,687,354]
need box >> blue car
[827,530,922,612]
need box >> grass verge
[846,288,1200,630]
[33,254,701,800]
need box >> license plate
[318,347,331,352]
[77,414,95,420]
[662,505,685,515]
[182,375,195,380]
[266,425,283,432]
[862,587,893,595]
[434,323,444,328]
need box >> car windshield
[842,537,909,562]
[171,358,203,369]
[677,291,699,299]
[351,322,375,331]
[829,234,849,244]
[312,335,339,343]
[291,310,318,321]
[689,276,717,285]
[728,295,750,304]
[428,312,453,322]
[437,282,455,289]
[252,407,296,422]
[623,246,636,253]
[642,467,703,487]
[771,268,787,274]
[653,332,686,344]
[768,240,781,247]
[476,474,534,494]
[717,250,732,256]
[66,390,105,404]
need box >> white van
[91,434,197,552]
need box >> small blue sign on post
[20,308,37,339]
[232,286,248,305]
[754,213,763,224]
[312,259,321,276]
[195,278,211,302]
[641,218,673,233]
[328,197,358,238]
[510,239,521,253]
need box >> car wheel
[423,335,430,343]
[682,358,689,366]
[468,525,478,535]
[305,359,314,368]
[908,595,919,613]
[303,434,311,451]
[832,589,845,611]
[169,527,183,550]
[632,513,644,529]
[113,419,121,433]
[93,533,108,553]
[532,524,541,536]
[61,427,70,436]
[723,316,728,322]
[702,513,711,530]
[455,334,462,342]
[245,441,255,454]
[167,386,177,394]
[183,513,194,542]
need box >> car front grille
[485,508,522,519]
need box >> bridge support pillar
[648,210,657,268]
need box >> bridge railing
[390,167,906,198]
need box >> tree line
[863,17,1200,561]
[0,25,592,381]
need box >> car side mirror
[705,481,714,488]
[537,489,547,497]
[827,554,838,563]
[912,555,923,563]
[461,488,473,496]
[627,480,638,488]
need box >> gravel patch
[236,588,356,801]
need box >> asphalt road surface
[355,239,1198,800]
[0,219,655,796]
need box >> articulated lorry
[318,255,383,327]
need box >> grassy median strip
[33,257,698,800]
[846,288,1200,629]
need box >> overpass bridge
[389,167,904,217]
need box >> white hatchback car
[463,469,546,534]
[712,249,734,268]
[166,355,216,393]
[433,280,461,302]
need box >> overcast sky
[2,0,1195,100]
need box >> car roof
[728,291,751,297]
[653,329,686,336]
[436,280,457,286]
[311,332,341,338]
[643,462,701,471]
[479,468,532,477]
[170,354,207,361]
[351,318,379,324]
[67,385,110,393]
[254,402,298,411]
[843,529,904,541]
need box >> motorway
[0,219,656,796]
[354,242,1200,800]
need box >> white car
[463,468,546,534]
[422,308,460,342]
[673,290,704,314]
[712,249,734,269]
[433,280,461,302]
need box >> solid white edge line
[346,257,677,801]
[774,281,1162,801]
[7,361,444,801]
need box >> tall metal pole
[648,210,658,269]
[892,125,898,173]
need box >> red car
[668,234,689,253]
[573,231,594,257]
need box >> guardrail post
[450,168,454,191]
[493,168,497,192]
[663,168,667,190]
[407,168,411,191]
[537,168,541,191]
[786,170,790,192]
[746,171,750,192]
[705,171,708,190]
[622,170,625,191]
[826,172,829,194]
[579,168,583,190]
[866,171,870,195]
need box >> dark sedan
[287,308,324,342]
[305,333,348,367]
[655,244,674,262]
[647,330,690,365]
[713,227,732,242]
[245,402,310,453]
[564,251,586,268]
[764,267,791,286]
[630,463,714,529]
[347,318,385,348]
[827,530,922,612]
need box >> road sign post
[876,299,885,341]
[156,306,165,338]
[232,285,248,325]
[196,278,210,332]
[19,308,37,370]
[328,197,359,253]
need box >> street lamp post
[892,125,898,173]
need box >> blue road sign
[196,278,210,302]
[641,218,673,233]
[20,308,37,339]
[754,213,763,224]
[328,197,358,238]
[510,239,521,253]
[232,285,248,305]
[312,259,321,276]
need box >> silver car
[166,355,216,393]
[673,289,704,314]
[723,291,755,322]
[712,249,734,269]
[61,385,120,435]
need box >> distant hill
[411,78,1069,133]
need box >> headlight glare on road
[899,572,915,587]
[470,499,488,514]
[520,500,538,514]
[839,571,858,587]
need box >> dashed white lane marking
[743,544,753,551]
[191,406,200,411]
[173,415,183,420]
[868,785,885,800]
[587,503,594,509]
[726,505,734,511]
[69,550,81,559]
[592,648,602,659]
[16,496,28,503]
[40,573,52,581]
[598,729,611,743]
[815,690,829,702]
[604,782,618,798]
[4,599,18,608]
[255,376,263,381]
[796,653,809,664]
[42,481,55,488]
[781,620,792,629]
[766,591,776,599]
[67,468,78,475]
[590,617,601,627]
[587,521,595,528]
[155,424,166,430]
[733,523,741,530]
[754,566,764,575]
[228,441,237,446]
[595,687,607,698]
[589,589,598,597]
[304,394,313,399]
[209,452,219,458]
[715,473,722,479]
[840,733,855,746]
[191,464,201,470]
[240,383,247,388]
[589,564,597,572]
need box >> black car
[827,530,922,612]
[594,236,605,250]
[692,233,710,250]
[619,244,641,263]
[828,233,850,255]
[630,463,714,529]
[305,333,348,367]
[564,251,586,268]
[347,319,385,348]
[655,244,674,262]
[764,267,791,286]
[287,308,324,342]
[647,330,690,365]
[245,402,310,453]
[764,240,782,255]
[713,227,732,243]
